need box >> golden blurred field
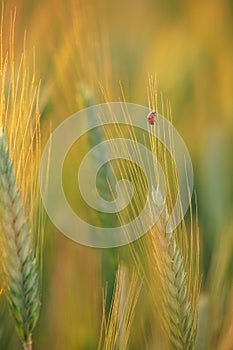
[0,0,233,349]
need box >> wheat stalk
[141,78,199,349]
[0,5,43,350]
[100,77,200,348]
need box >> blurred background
[0,0,232,349]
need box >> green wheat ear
[0,128,40,350]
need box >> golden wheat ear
[0,127,40,350]
[99,264,141,350]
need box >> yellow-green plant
[99,264,141,350]
[102,80,200,349]
[0,5,43,350]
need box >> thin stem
[23,334,32,350]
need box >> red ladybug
[147,111,157,125]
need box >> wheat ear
[99,264,141,350]
[165,234,197,349]
[0,128,40,350]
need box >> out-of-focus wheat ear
[99,264,141,350]
[0,128,40,350]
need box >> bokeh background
[0,0,232,349]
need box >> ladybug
[147,110,157,125]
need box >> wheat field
[0,1,232,349]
